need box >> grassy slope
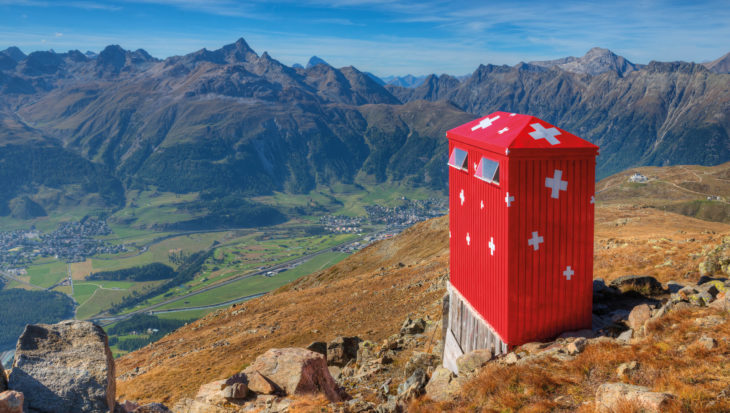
[116,205,730,405]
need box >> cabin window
[448,148,468,172]
[475,157,500,185]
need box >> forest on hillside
[0,289,75,349]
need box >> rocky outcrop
[699,236,730,276]
[627,304,652,331]
[595,383,674,412]
[243,348,346,402]
[327,336,361,367]
[424,367,462,402]
[455,349,492,376]
[609,275,664,295]
[0,391,24,413]
[8,320,115,413]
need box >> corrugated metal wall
[507,155,595,344]
[449,141,510,341]
[450,141,595,346]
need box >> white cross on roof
[505,192,515,207]
[459,189,465,205]
[545,170,568,199]
[498,127,509,134]
[529,123,561,145]
[563,266,574,281]
[528,231,544,251]
[489,237,495,256]
[471,115,500,131]
[466,233,471,246]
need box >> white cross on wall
[545,170,568,199]
[466,233,471,246]
[498,127,509,134]
[563,266,574,281]
[505,192,515,207]
[529,123,561,145]
[459,189,465,205]
[489,237,495,256]
[480,200,484,209]
[528,231,544,251]
[590,196,595,204]
[471,115,500,131]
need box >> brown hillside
[116,204,730,405]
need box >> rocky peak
[529,47,638,76]
[704,51,730,73]
[19,50,63,76]
[306,55,329,69]
[220,37,258,63]
[1,46,26,62]
[96,44,128,72]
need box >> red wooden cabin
[443,111,599,372]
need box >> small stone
[424,366,462,402]
[628,304,652,331]
[400,317,426,335]
[134,403,171,412]
[616,329,633,344]
[0,391,23,413]
[503,352,519,365]
[616,361,639,379]
[221,382,248,399]
[565,338,587,355]
[246,371,277,395]
[698,335,716,350]
[456,349,492,375]
[595,383,675,413]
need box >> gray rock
[399,317,426,335]
[425,366,461,402]
[698,335,716,350]
[456,349,492,375]
[8,320,115,413]
[133,403,171,412]
[306,341,327,356]
[609,275,664,295]
[397,368,427,399]
[616,329,633,343]
[327,336,361,367]
[628,304,652,331]
[222,382,248,399]
[566,337,587,355]
[595,383,674,412]
[616,361,639,379]
[242,347,347,402]
[404,352,437,378]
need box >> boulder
[188,380,231,413]
[698,335,716,350]
[456,349,492,375]
[397,368,427,400]
[356,340,377,364]
[425,366,462,402]
[404,352,438,378]
[628,304,652,331]
[327,336,361,367]
[0,391,23,413]
[306,341,327,356]
[616,361,639,379]
[133,403,171,413]
[595,383,674,412]
[400,317,426,335]
[616,329,633,344]
[246,371,277,395]
[8,320,115,413]
[565,337,587,355]
[0,360,6,392]
[243,348,346,402]
[221,383,247,399]
[609,275,664,295]
[116,400,139,413]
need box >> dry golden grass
[413,306,730,412]
[117,201,730,408]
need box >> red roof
[447,111,598,155]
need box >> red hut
[443,111,599,373]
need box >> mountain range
[0,39,728,221]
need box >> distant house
[628,172,648,183]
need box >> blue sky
[1,0,728,76]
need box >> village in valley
[0,218,126,269]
